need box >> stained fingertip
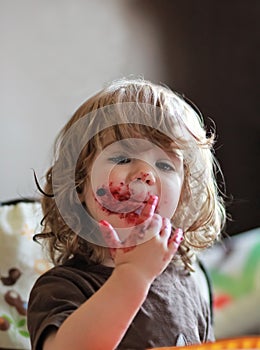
[175,228,183,235]
[168,228,184,246]
[99,220,111,228]
[142,195,158,216]
[98,220,112,238]
[98,220,111,236]
[148,194,158,205]
[173,228,184,245]
[98,220,120,249]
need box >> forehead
[98,124,181,150]
[98,129,184,163]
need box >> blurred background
[0,0,259,236]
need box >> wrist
[113,263,152,298]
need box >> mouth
[95,181,153,221]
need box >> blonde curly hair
[34,78,226,271]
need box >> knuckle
[152,213,162,223]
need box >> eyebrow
[102,137,184,163]
[171,150,183,159]
[165,146,184,158]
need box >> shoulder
[31,255,113,297]
[27,256,113,349]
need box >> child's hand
[99,195,183,284]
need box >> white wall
[0,0,164,201]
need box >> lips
[95,180,150,214]
[128,179,148,203]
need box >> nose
[129,161,156,186]
[137,171,156,185]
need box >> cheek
[158,181,182,218]
[91,164,126,191]
[108,167,127,184]
[84,187,98,216]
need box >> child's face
[82,136,184,234]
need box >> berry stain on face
[86,139,184,228]
[95,180,151,224]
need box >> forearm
[47,265,151,350]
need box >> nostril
[144,172,156,186]
[132,171,156,186]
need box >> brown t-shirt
[28,255,214,349]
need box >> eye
[155,161,175,172]
[109,156,131,165]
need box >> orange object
[149,336,260,349]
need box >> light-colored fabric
[0,202,52,349]
[200,227,260,338]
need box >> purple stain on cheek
[96,188,107,196]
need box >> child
[28,78,226,350]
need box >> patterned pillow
[0,200,52,350]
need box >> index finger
[98,220,121,248]
[136,195,158,225]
